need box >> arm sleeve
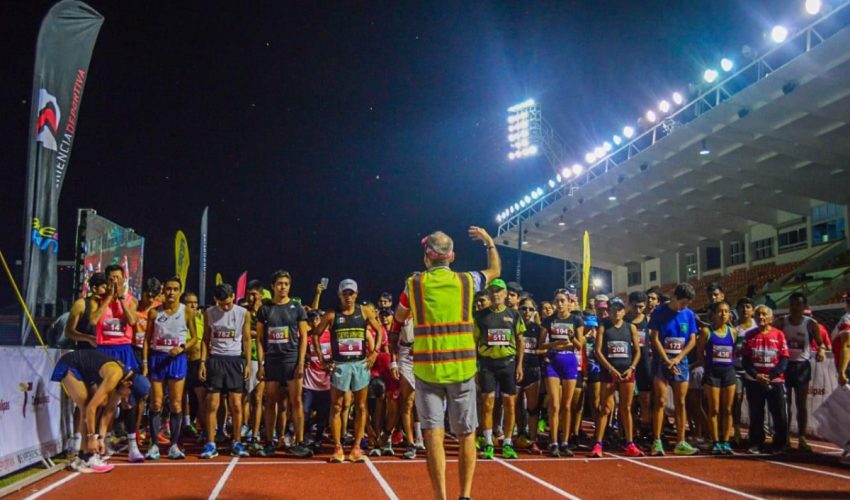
[769,356,789,379]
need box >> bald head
[424,231,454,267]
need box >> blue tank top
[705,325,735,370]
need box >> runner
[256,271,313,458]
[733,298,756,446]
[377,292,394,310]
[696,301,737,455]
[370,307,400,456]
[183,292,206,441]
[741,305,790,454]
[390,317,419,459]
[645,287,661,316]
[474,290,491,312]
[131,277,161,456]
[311,279,381,463]
[591,299,643,458]
[648,283,699,456]
[142,277,198,460]
[303,309,331,452]
[540,301,555,322]
[393,227,499,500]
[474,278,525,460]
[517,297,544,454]
[540,289,584,457]
[51,350,150,473]
[243,280,266,449]
[626,291,653,444]
[779,292,826,452]
[506,282,523,310]
[65,272,107,349]
[199,283,252,459]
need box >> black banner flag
[21,1,103,343]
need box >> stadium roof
[497,21,850,269]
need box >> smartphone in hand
[320,277,329,288]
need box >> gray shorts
[414,376,477,435]
[398,345,415,389]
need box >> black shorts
[635,357,653,392]
[703,366,737,388]
[519,363,542,388]
[479,357,517,396]
[586,369,601,384]
[186,359,202,390]
[264,357,297,384]
[132,347,144,369]
[205,356,245,393]
[785,360,812,389]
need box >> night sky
[1,0,800,310]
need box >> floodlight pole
[516,217,523,285]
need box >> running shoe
[475,436,486,451]
[282,434,293,451]
[349,447,365,463]
[196,431,207,444]
[651,439,665,456]
[414,440,426,451]
[839,451,850,466]
[480,444,495,460]
[721,442,734,455]
[289,443,314,458]
[402,445,417,460]
[559,443,574,457]
[103,437,118,458]
[538,419,547,434]
[66,457,93,474]
[590,443,603,458]
[502,443,518,459]
[515,436,532,449]
[168,445,186,460]
[674,441,698,456]
[256,444,276,457]
[529,442,542,455]
[329,445,345,463]
[145,444,161,461]
[231,442,250,457]
[548,443,560,458]
[157,432,171,446]
[186,422,199,437]
[391,431,404,446]
[624,442,644,457]
[85,455,115,473]
[200,443,219,459]
[368,448,382,457]
[128,443,145,463]
[381,443,395,456]
[747,445,765,455]
[711,442,725,455]
[240,424,250,438]
[797,437,813,453]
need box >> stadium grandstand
[496,3,850,315]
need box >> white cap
[338,279,358,293]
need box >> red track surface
[8,440,850,499]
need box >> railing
[497,0,850,238]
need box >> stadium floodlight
[720,58,734,72]
[805,0,822,15]
[529,145,539,155]
[703,68,719,83]
[548,179,556,188]
[699,139,711,156]
[507,152,515,160]
[496,214,502,223]
[672,92,684,105]
[523,195,532,203]
[771,25,788,43]
[561,167,572,179]
[507,99,535,113]
[531,190,539,200]
[594,146,605,157]
[536,188,544,196]
[602,141,613,152]
[608,192,617,201]
[585,152,597,163]
[592,277,602,288]
[658,100,670,113]
[572,163,583,176]
[645,110,657,123]
[509,206,515,214]
[556,173,562,182]
[623,126,635,138]
[613,135,622,146]
[513,203,520,211]
[519,199,527,208]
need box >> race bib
[787,338,804,351]
[268,326,290,344]
[338,338,364,357]
[607,340,629,359]
[133,331,146,348]
[664,336,685,355]
[523,336,537,354]
[712,344,733,364]
[753,347,777,368]
[310,342,332,362]
[155,336,181,351]
[487,328,511,346]
[637,329,647,347]
[104,318,124,337]
[550,325,572,341]
[212,326,236,339]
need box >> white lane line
[208,457,239,500]
[608,454,765,499]
[23,473,80,500]
[365,458,400,500]
[495,458,582,500]
[763,460,850,481]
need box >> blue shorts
[653,358,689,383]
[544,352,579,380]
[51,362,82,383]
[97,344,139,372]
[331,360,370,392]
[149,351,188,381]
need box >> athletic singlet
[95,295,134,346]
[542,315,582,355]
[523,322,542,365]
[398,318,414,345]
[705,325,735,369]
[629,315,650,362]
[330,307,368,363]
[62,350,128,385]
[206,305,247,357]
[733,323,755,369]
[257,301,307,359]
[151,304,188,352]
[475,306,522,359]
[782,316,813,362]
[602,321,633,372]
[134,301,161,348]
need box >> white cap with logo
[338,279,358,293]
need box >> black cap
[507,281,523,293]
[89,272,108,288]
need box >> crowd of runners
[51,228,850,487]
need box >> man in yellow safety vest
[393,226,500,500]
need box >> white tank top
[207,305,247,357]
[151,304,188,352]
[399,319,414,345]
[782,316,813,362]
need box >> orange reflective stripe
[413,349,478,363]
[413,323,473,336]
[458,272,471,322]
[410,273,427,326]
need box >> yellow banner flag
[215,273,223,286]
[175,230,190,292]
[581,230,591,310]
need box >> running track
[9,439,850,499]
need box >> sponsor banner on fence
[0,348,65,476]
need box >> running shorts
[264,356,298,385]
[205,356,245,393]
[635,357,653,392]
[519,363,542,388]
[479,356,517,395]
[703,366,737,388]
[544,352,579,380]
[149,351,188,381]
[331,360,370,392]
[784,360,812,389]
[398,344,415,389]
[97,343,139,372]
[653,358,689,383]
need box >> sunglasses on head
[519,306,536,312]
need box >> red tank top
[96,296,134,346]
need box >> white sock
[503,437,513,446]
[414,422,422,442]
[72,433,82,453]
[483,429,493,445]
[184,414,191,425]
[127,432,136,439]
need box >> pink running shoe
[590,443,603,458]
[86,455,115,473]
[625,442,645,457]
